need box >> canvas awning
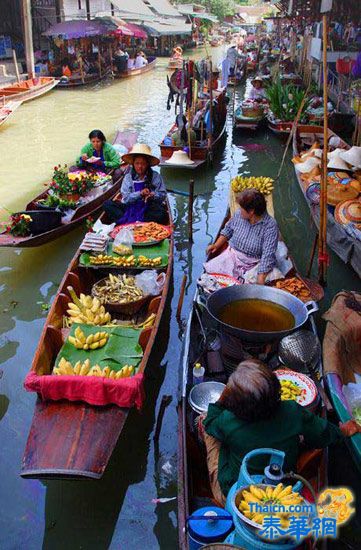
[177,6,218,22]
[144,18,192,36]
[43,19,109,39]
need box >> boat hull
[113,58,156,79]
[0,77,58,103]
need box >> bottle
[193,362,205,385]
[206,332,224,374]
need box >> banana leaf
[55,324,143,373]
[79,239,170,270]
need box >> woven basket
[242,106,263,118]
[91,278,151,316]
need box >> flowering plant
[49,165,96,197]
[85,216,95,232]
[2,213,33,236]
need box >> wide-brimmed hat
[340,146,361,169]
[122,143,160,166]
[165,150,195,166]
[251,76,263,86]
[295,157,321,174]
[335,199,361,228]
[327,152,351,171]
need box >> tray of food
[270,276,312,302]
[111,222,172,246]
[276,369,318,408]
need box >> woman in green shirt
[75,129,121,180]
[203,359,361,504]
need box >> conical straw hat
[122,143,160,166]
[327,153,351,171]
[165,150,195,166]
[339,147,361,169]
[295,157,321,174]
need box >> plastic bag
[135,270,165,296]
[343,381,361,419]
[92,219,116,237]
[112,227,134,255]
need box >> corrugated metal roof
[144,0,180,17]
[110,0,153,17]
[144,18,192,36]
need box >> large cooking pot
[206,285,318,343]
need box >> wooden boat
[234,105,265,131]
[0,77,58,103]
[21,202,174,480]
[323,291,361,472]
[267,112,293,136]
[0,100,21,128]
[56,72,103,88]
[0,133,124,248]
[113,57,156,79]
[178,191,328,548]
[159,88,228,170]
[292,124,361,277]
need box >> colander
[278,330,321,373]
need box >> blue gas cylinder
[188,506,234,550]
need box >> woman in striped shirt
[205,189,279,285]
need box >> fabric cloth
[323,291,361,383]
[128,58,135,69]
[204,401,343,497]
[202,427,226,506]
[103,199,169,225]
[220,210,279,274]
[118,180,147,224]
[24,371,145,409]
[249,87,267,101]
[221,58,230,87]
[120,170,167,204]
[76,142,121,170]
[134,55,147,69]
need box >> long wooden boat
[159,88,228,170]
[113,57,156,79]
[0,133,124,248]
[293,124,361,277]
[0,77,58,103]
[178,194,328,549]
[234,105,265,131]
[56,72,103,88]
[323,291,361,472]
[21,202,174,479]
[0,100,21,128]
[267,112,293,136]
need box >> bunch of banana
[66,286,112,326]
[68,327,109,350]
[119,313,156,329]
[280,379,302,401]
[53,358,135,379]
[231,176,274,196]
[89,254,136,267]
[138,255,162,267]
[238,484,304,528]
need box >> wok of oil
[219,298,295,332]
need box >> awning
[43,19,109,39]
[124,22,148,39]
[110,0,154,17]
[144,18,192,36]
[177,6,218,22]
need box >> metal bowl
[188,381,226,414]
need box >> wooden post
[108,44,114,74]
[176,275,187,321]
[12,50,21,83]
[97,39,102,78]
[188,178,194,242]
[208,60,213,153]
[21,0,35,78]
[85,0,90,20]
[79,55,85,84]
[318,13,329,285]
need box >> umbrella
[43,19,109,39]
[124,23,148,40]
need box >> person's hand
[339,419,361,437]
[140,188,150,198]
[207,244,217,255]
[256,273,267,285]
[81,154,88,161]
[145,192,155,202]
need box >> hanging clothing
[221,58,230,87]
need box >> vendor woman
[103,143,168,225]
[248,76,267,101]
[205,189,278,285]
[202,359,361,505]
[76,130,121,179]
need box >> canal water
[0,50,360,550]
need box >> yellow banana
[102,366,111,378]
[53,367,61,375]
[253,514,264,525]
[68,335,78,346]
[272,483,284,500]
[109,369,116,379]
[89,341,100,350]
[277,486,293,500]
[265,486,273,499]
[250,485,266,501]
[73,361,82,375]
[86,334,94,345]
[80,363,90,376]
[98,338,107,348]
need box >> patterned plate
[209,273,241,288]
[276,369,318,407]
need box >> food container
[275,369,319,411]
[188,381,226,414]
[91,276,151,315]
[188,507,233,550]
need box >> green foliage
[266,79,311,122]
[197,0,235,20]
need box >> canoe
[0,133,124,248]
[292,124,361,277]
[234,105,265,131]
[159,88,228,169]
[178,191,328,548]
[113,57,156,79]
[267,112,293,136]
[0,100,21,128]
[0,77,58,103]
[323,291,361,472]
[21,202,174,480]
[56,73,103,88]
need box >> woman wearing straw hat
[248,76,267,102]
[103,143,168,225]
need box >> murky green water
[0,50,360,550]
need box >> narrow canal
[0,50,360,549]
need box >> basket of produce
[242,101,264,118]
[91,273,151,315]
